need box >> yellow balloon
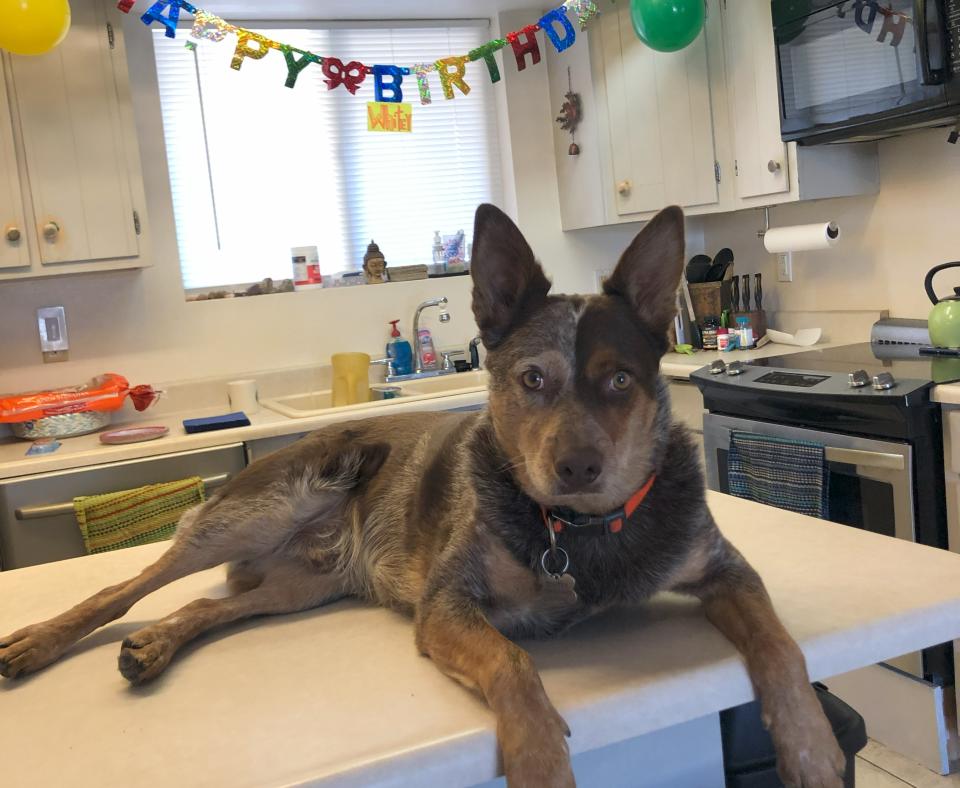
[0,0,72,56]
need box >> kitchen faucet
[413,297,450,374]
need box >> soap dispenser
[386,320,413,376]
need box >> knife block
[688,281,733,326]
[732,310,767,342]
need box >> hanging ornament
[629,0,704,52]
[373,65,405,103]
[323,58,368,94]
[507,25,542,71]
[539,7,577,53]
[468,39,506,84]
[436,56,471,100]
[117,0,137,12]
[564,0,600,30]
[140,0,196,40]
[0,0,72,56]
[555,67,583,156]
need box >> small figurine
[363,240,387,284]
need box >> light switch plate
[777,252,793,283]
[37,306,68,353]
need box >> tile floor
[857,740,960,787]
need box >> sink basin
[260,371,487,419]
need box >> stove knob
[848,369,870,388]
[726,361,746,376]
[872,372,896,391]
[709,360,727,375]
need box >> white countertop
[3,492,960,788]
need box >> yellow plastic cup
[331,353,371,407]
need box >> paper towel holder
[756,206,839,242]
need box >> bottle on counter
[736,316,755,349]
[386,320,413,376]
[717,327,731,352]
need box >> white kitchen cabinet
[548,0,879,230]
[0,0,148,280]
[598,0,718,216]
[0,73,28,270]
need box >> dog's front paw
[499,703,574,788]
[770,696,846,788]
[0,624,67,678]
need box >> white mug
[227,379,259,415]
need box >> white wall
[693,128,960,321]
[0,9,656,395]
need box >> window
[153,22,503,292]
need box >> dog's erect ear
[471,204,552,348]
[603,205,685,336]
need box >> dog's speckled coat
[0,206,844,788]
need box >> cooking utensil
[924,262,960,348]
[754,273,763,310]
[705,248,734,282]
[680,279,702,348]
[685,254,713,283]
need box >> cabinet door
[720,0,789,199]
[0,67,28,270]
[9,0,139,266]
[600,1,718,216]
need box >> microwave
[774,0,960,144]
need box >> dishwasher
[0,444,246,570]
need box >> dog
[0,205,844,787]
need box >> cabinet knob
[42,221,60,240]
[617,180,632,196]
[767,159,782,173]
[4,226,20,243]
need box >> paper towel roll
[763,222,840,253]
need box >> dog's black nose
[555,449,604,491]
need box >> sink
[260,371,487,419]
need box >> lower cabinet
[244,433,309,464]
[0,444,245,570]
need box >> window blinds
[153,23,503,289]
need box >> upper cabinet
[0,0,148,280]
[549,0,881,230]
[598,0,718,216]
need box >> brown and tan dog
[0,205,844,787]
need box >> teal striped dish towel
[727,432,830,519]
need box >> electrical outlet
[37,306,69,362]
[776,252,793,283]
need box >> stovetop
[751,342,960,385]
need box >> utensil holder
[688,281,733,326]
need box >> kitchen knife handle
[741,275,750,313]
[755,273,763,310]
[731,277,740,312]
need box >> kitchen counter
[3,492,960,787]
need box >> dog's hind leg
[0,439,388,679]
[118,558,345,684]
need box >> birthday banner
[118,0,600,116]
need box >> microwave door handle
[13,473,233,520]
[914,0,947,86]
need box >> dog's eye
[610,371,632,391]
[521,369,544,391]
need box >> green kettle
[925,262,960,348]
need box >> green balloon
[629,0,705,53]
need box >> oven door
[703,414,915,542]
[704,413,921,675]
[775,0,955,143]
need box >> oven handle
[14,473,232,521]
[915,0,947,86]
[823,447,905,471]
